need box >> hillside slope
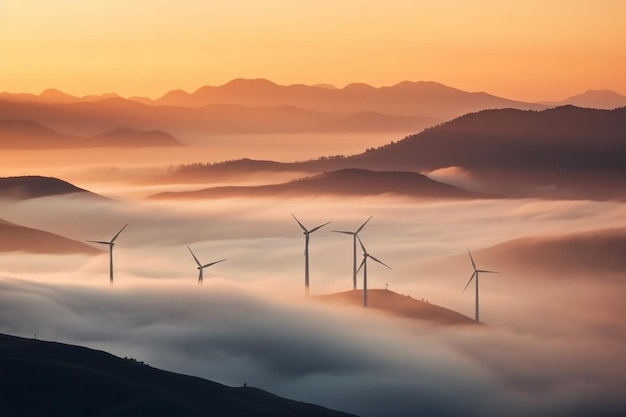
[0,333,358,417]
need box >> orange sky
[1,0,625,101]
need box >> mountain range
[0,176,106,200]
[2,79,624,147]
[0,332,357,417]
[166,106,626,200]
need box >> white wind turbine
[292,213,331,296]
[357,236,391,307]
[463,249,498,322]
[331,216,372,290]
[187,246,226,284]
[87,224,128,285]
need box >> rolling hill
[316,289,477,325]
[0,332,357,417]
[0,176,106,200]
[0,218,102,255]
[421,226,626,282]
[148,169,485,200]
[0,119,181,148]
[556,89,626,109]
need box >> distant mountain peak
[221,78,279,88]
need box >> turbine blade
[111,224,128,243]
[467,249,477,271]
[463,271,476,292]
[356,257,366,273]
[86,240,111,245]
[202,259,227,268]
[309,221,331,233]
[187,246,202,267]
[291,213,308,232]
[369,254,391,269]
[330,230,354,235]
[478,270,499,274]
[355,216,373,234]
[357,235,366,254]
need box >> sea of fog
[1,193,625,417]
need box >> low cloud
[1,195,626,416]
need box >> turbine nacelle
[292,213,331,296]
[86,223,128,285]
[187,245,226,284]
[464,249,498,321]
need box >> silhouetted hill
[158,159,303,183]
[0,218,102,255]
[92,127,181,147]
[316,289,476,325]
[557,89,626,109]
[148,169,485,200]
[0,119,181,148]
[0,333,357,417]
[337,106,626,200]
[0,176,106,200]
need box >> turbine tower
[187,246,226,284]
[331,216,372,290]
[291,213,330,296]
[87,224,128,285]
[463,249,498,322]
[357,236,391,307]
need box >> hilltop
[0,176,107,200]
[316,289,477,326]
[0,332,357,417]
[0,218,101,255]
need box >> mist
[1,191,625,416]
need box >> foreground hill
[0,333,357,417]
[148,169,485,200]
[0,176,106,200]
[316,289,477,325]
[0,119,181,148]
[0,218,101,255]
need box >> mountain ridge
[148,168,486,200]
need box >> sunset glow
[2,2,626,417]
[1,0,625,101]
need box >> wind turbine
[356,236,391,307]
[292,213,331,296]
[331,216,372,290]
[463,249,498,322]
[87,224,128,285]
[187,246,226,284]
